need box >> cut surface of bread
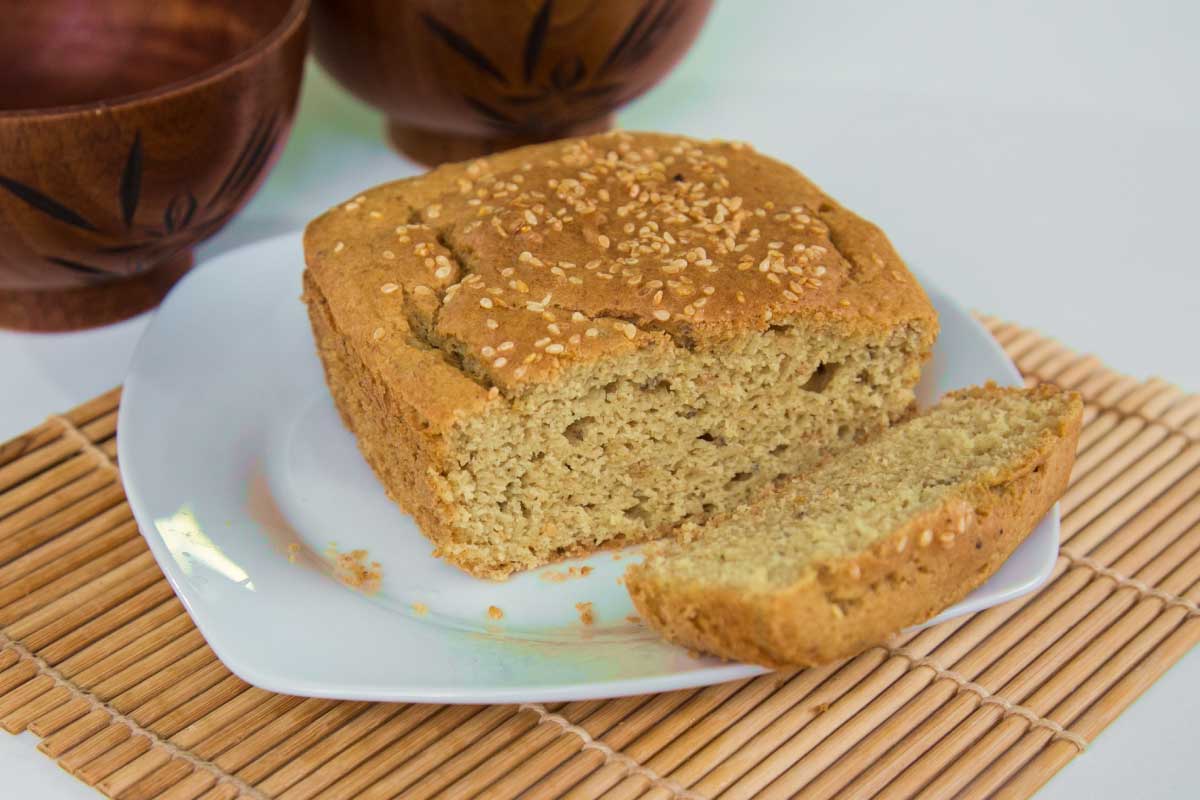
[624,384,1083,667]
[303,132,938,578]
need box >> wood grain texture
[0,317,1197,799]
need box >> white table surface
[2,1,1197,796]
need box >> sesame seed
[597,234,611,249]
[486,318,499,329]
[652,309,670,321]
[343,202,359,212]
[481,346,495,357]
[545,343,565,354]
[369,210,383,219]
[514,366,528,378]
[840,299,851,307]
[434,266,451,279]
[479,297,494,309]
[524,209,538,226]
[896,535,908,553]
[380,282,399,294]
[493,357,508,368]
[919,529,934,547]
[498,341,514,351]
[814,265,827,276]
[939,531,956,546]
[413,284,434,295]
[585,327,600,337]
[372,327,385,340]
[426,204,442,219]
[333,241,345,253]
[534,337,551,348]
[547,323,562,335]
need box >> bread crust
[302,132,939,577]
[624,385,1083,667]
[303,131,937,424]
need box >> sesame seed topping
[597,234,610,249]
[545,343,565,354]
[380,282,399,294]
[585,327,599,337]
[652,309,670,321]
[479,297,494,309]
[493,357,508,368]
[382,250,395,260]
[485,318,498,329]
[426,204,442,219]
[369,210,383,219]
[371,327,385,340]
[333,241,345,253]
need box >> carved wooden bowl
[0,0,308,331]
[311,0,713,165]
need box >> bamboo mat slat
[1,318,1198,800]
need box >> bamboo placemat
[2,316,1198,800]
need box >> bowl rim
[0,0,309,121]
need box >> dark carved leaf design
[550,56,586,91]
[462,95,521,130]
[0,175,98,232]
[223,117,280,205]
[574,83,625,100]
[163,192,197,234]
[46,256,110,276]
[96,242,151,254]
[207,116,279,210]
[598,0,657,77]
[523,0,553,82]
[118,131,143,229]
[503,92,552,106]
[422,13,509,86]
[628,0,678,64]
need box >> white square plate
[118,232,1058,703]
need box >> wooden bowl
[0,0,309,331]
[311,0,712,165]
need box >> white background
[1,1,1197,796]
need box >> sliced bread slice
[624,383,1083,667]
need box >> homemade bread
[303,132,938,578]
[625,384,1083,667]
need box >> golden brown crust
[624,384,1083,668]
[304,131,937,415]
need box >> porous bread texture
[303,131,939,579]
[625,384,1083,667]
